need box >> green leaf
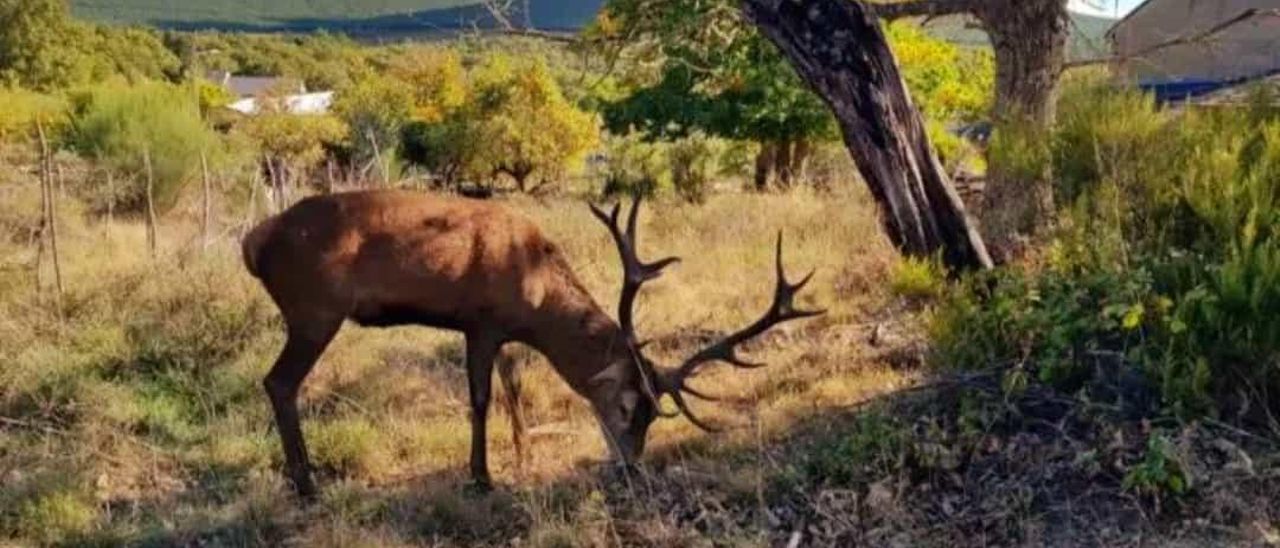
[1122,303,1145,330]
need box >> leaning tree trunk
[975,0,1069,259]
[742,0,992,271]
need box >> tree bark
[753,142,777,191]
[791,138,812,185]
[743,0,992,271]
[775,140,795,188]
[871,0,1070,260]
[973,0,1067,259]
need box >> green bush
[67,80,221,212]
[668,134,717,204]
[16,489,99,544]
[933,82,1280,425]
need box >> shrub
[306,417,392,480]
[0,88,66,145]
[67,81,221,212]
[668,134,717,204]
[889,256,945,301]
[16,489,99,544]
[933,82,1280,425]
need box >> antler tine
[669,390,722,432]
[660,231,824,429]
[589,196,680,343]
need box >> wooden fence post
[143,149,158,259]
[105,169,114,234]
[36,121,64,320]
[201,152,212,251]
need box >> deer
[241,189,822,498]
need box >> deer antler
[590,198,823,431]
[662,233,824,431]
[589,197,680,408]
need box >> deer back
[242,190,593,334]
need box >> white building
[1108,0,1280,101]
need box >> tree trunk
[775,140,795,188]
[791,138,812,185]
[753,142,777,191]
[742,0,991,271]
[974,0,1068,259]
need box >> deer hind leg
[464,331,504,490]
[496,347,526,478]
[264,315,342,499]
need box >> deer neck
[520,292,630,395]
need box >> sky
[1068,0,1147,18]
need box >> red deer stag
[242,190,821,497]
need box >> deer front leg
[264,319,341,499]
[465,331,503,489]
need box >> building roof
[205,70,305,98]
[227,91,335,116]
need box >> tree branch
[1066,8,1280,69]
[865,0,981,21]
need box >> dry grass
[0,183,921,546]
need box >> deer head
[587,197,824,462]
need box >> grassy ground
[5,180,1278,546]
[1,184,922,546]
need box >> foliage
[889,256,946,301]
[333,74,413,169]
[1122,431,1190,501]
[667,133,716,204]
[887,22,993,123]
[0,88,67,145]
[595,0,832,147]
[0,0,87,90]
[599,133,666,199]
[386,46,467,124]
[66,80,221,212]
[932,82,1280,425]
[235,111,346,180]
[1,0,177,90]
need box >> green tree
[387,47,467,124]
[236,111,346,196]
[594,2,833,190]
[0,0,89,90]
[466,57,600,191]
[333,74,413,179]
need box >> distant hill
[917,12,1116,61]
[69,0,606,35]
[71,0,1114,59]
